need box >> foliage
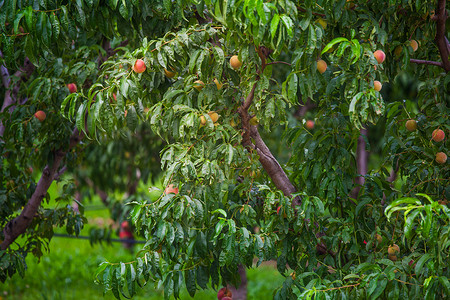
[0,0,449,299]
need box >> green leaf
[185,268,196,297]
[270,14,280,39]
[188,50,201,74]
[321,37,349,54]
[126,105,138,131]
[280,15,293,37]
[370,277,387,299]
[404,209,420,240]
[127,264,136,297]
[415,253,432,275]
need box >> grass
[1,179,285,299]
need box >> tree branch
[410,59,443,67]
[1,129,83,250]
[350,129,369,200]
[434,0,449,72]
[266,61,292,66]
[250,126,297,198]
[237,45,298,204]
[0,56,35,137]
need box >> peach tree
[1,0,449,299]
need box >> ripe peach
[34,110,46,122]
[388,244,400,255]
[373,50,386,64]
[373,80,382,91]
[208,111,219,123]
[432,129,445,142]
[67,83,77,93]
[133,59,146,73]
[409,40,418,52]
[217,287,232,300]
[200,115,207,125]
[317,59,327,74]
[305,120,315,130]
[230,55,242,69]
[193,80,205,91]
[164,184,179,195]
[405,119,417,132]
[436,152,447,164]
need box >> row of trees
[1,0,449,298]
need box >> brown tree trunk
[1,129,83,250]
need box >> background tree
[1,0,449,299]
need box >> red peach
[133,59,146,73]
[34,110,46,122]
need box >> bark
[350,128,369,200]
[409,59,443,68]
[1,129,83,250]
[227,264,248,300]
[295,97,317,118]
[434,0,450,72]
[238,46,297,200]
[250,126,297,197]
[0,55,35,137]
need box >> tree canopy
[1,0,449,299]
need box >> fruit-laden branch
[435,0,450,72]
[0,53,35,137]
[350,129,368,201]
[0,129,83,251]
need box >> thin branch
[410,59,443,67]
[1,129,83,251]
[266,61,292,66]
[53,166,68,181]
